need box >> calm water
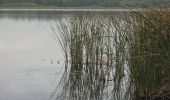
[0,12,67,100]
[0,11,127,100]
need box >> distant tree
[0,0,169,7]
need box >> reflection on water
[0,11,126,21]
[0,11,69,21]
[0,11,129,100]
[49,11,170,100]
[50,15,131,100]
[1,10,169,100]
[0,11,65,100]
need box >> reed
[52,8,170,100]
[126,8,170,99]
[51,14,129,100]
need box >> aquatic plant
[52,8,170,100]
[126,8,170,99]
[51,13,130,100]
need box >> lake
[0,11,68,100]
[0,7,169,100]
[0,11,129,100]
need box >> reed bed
[125,9,170,100]
[52,8,170,100]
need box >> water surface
[0,12,65,100]
[0,11,128,100]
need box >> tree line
[0,0,169,7]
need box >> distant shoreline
[0,8,150,12]
[0,7,169,12]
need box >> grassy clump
[52,8,170,100]
[52,14,130,100]
[126,9,170,99]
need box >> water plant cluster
[127,9,170,100]
[52,9,170,100]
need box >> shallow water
[0,12,66,100]
[0,11,130,100]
